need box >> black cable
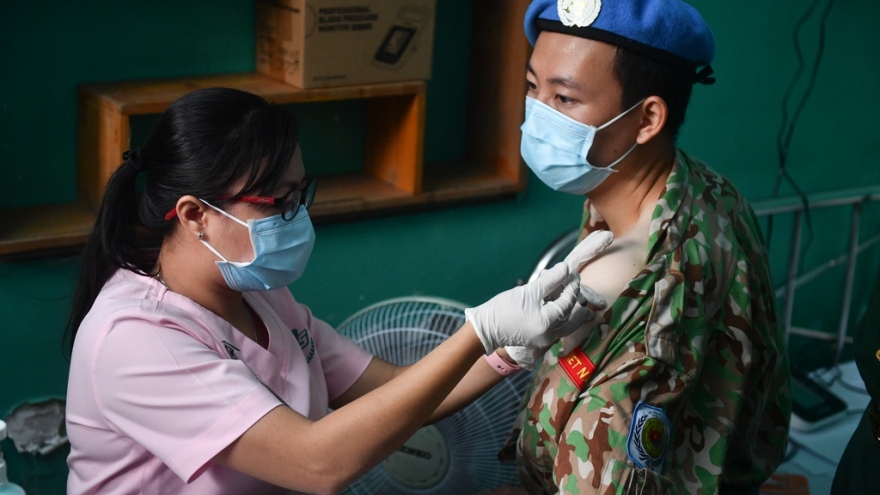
[837,377,872,395]
[774,0,822,173]
[775,0,822,173]
[779,0,837,167]
[805,363,871,398]
[765,0,836,265]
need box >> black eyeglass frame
[269,177,317,221]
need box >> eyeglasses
[164,178,317,221]
[228,178,317,221]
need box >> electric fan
[337,296,532,495]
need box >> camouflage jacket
[512,150,791,494]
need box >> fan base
[382,424,450,489]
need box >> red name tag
[560,348,596,391]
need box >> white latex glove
[504,230,613,369]
[465,261,582,355]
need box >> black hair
[612,47,695,141]
[64,87,299,350]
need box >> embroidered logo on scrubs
[627,402,671,472]
[292,328,315,363]
[223,341,241,360]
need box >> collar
[581,149,694,263]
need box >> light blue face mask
[199,200,316,292]
[520,96,643,195]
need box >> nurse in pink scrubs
[64,87,610,494]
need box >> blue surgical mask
[520,96,643,195]
[199,200,316,292]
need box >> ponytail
[64,156,154,351]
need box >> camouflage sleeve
[515,259,701,494]
[551,349,694,494]
[550,245,782,493]
[517,160,788,493]
[710,199,789,486]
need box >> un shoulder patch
[626,402,671,472]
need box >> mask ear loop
[198,231,230,262]
[591,98,645,171]
[200,198,249,227]
[597,98,647,131]
[602,141,639,172]
[197,199,247,263]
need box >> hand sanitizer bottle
[0,421,25,495]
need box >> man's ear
[636,96,668,145]
[174,195,210,236]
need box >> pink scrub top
[66,269,373,494]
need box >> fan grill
[338,297,531,495]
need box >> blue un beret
[525,0,716,83]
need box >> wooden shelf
[0,202,94,256]
[77,74,427,213]
[2,0,529,258]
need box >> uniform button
[876,349,880,361]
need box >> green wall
[1,1,879,493]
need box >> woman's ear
[636,96,668,145]
[174,195,209,236]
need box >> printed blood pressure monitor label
[256,0,435,88]
[317,6,378,32]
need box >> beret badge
[557,0,601,28]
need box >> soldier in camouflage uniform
[506,1,791,494]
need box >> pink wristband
[484,351,522,376]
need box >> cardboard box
[257,0,436,89]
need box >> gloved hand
[503,230,613,369]
[465,230,613,355]
[465,262,581,354]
